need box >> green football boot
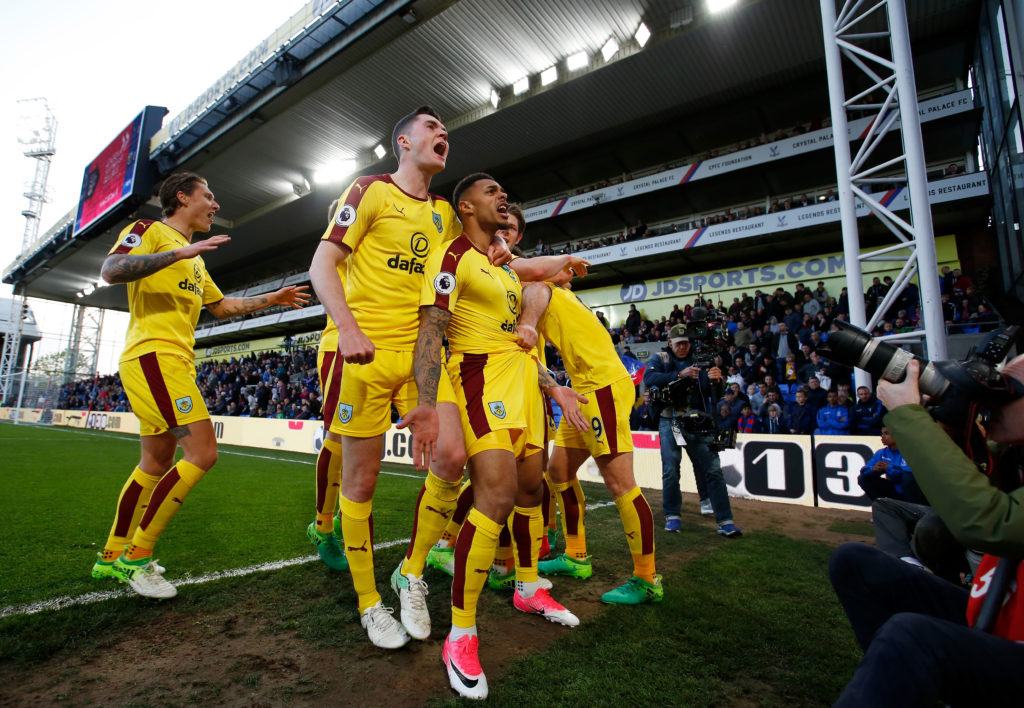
[307,521,349,571]
[426,545,456,577]
[601,574,664,604]
[538,553,593,579]
[91,553,118,579]
[486,567,517,591]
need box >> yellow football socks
[103,466,161,561]
[553,479,588,559]
[340,495,379,613]
[129,459,207,553]
[510,504,543,583]
[452,508,502,628]
[401,471,462,577]
[439,479,474,547]
[615,486,657,582]
[315,437,343,534]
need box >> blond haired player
[92,172,309,598]
[403,174,588,700]
[308,107,511,649]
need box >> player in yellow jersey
[92,172,309,599]
[518,282,663,603]
[404,173,588,700]
[306,200,348,571]
[308,107,512,649]
[424,204,589,583]
[498,206,662,604]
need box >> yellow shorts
[554,376,635,458]
[329,348,456,438]
[448,349,544,459]
[119,352,210,436]
[316,344,343,424]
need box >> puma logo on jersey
[472,568,489,574]
[425,505,451,519]
[626,531,636,540]
[347,540,369,553]
[394,204,406,216]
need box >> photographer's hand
[877,359,923,409]
[708,366,723,382]
[679,367,699,380]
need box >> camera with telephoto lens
[819,320,1022,427]
[684,306,734,366]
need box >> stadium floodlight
[567,51,588,71]
[601,37,619,62]
[541,66,557,86]
[314,159,357,185]
[490,88,500,108]
[707,0,739,13]
[513,76,530,96]
[635,22,651,47]
[373,143,386,159]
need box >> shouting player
[308,107,510,648]
[92,172,309,598]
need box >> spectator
[736,404,758,433]
[851,385,886,436]
[815,390,851,435]
[759,404,787,434]
[630,390,658,431]
[857,426,925,504]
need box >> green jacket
[884,405,1024,557]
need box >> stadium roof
[4,0,981,314]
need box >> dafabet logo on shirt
[387,232,429,274]
[178,261,203,296]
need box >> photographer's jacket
[643,347,714,418]
[886,404,1024,640]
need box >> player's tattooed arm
[398,305,452,470]
[516,282,553,349]
[538,362,590,432]
[412,306,451,407]
[100,235,230,284]
[206,286,311,319]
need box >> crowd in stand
[56,265,993,429]
[57,348,326,420]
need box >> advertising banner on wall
[569,173,984,269]
[523,89,974,223]
[31,410,873,512]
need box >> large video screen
[72,111,146,236]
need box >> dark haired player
[404,173,587,699]
[92,172,309,598]
[309,108,511,648]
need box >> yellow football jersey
[421,235,523,355]
[537,283,629,393]
[321,174,461,351]
[108,220,224,363]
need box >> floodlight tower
[820,0,947,389]
[0,99,57,405]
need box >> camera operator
[643,323,742,537]
[830,356,1024,707]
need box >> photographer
[830,356,1024,706]
[643,323,742,537]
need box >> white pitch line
[0,501,618,620]
[9,425,425,479]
